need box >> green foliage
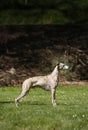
[0,9,70,25]
[0,86,88,130]
[0,0,88,24]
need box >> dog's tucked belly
[42,85,51,91]
[32,82,51,91]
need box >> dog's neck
[51,65,59,77]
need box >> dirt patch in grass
[60,80,88,86]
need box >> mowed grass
[0,86,88,130]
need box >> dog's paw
[53,102,57,107]
[15,99,19,107]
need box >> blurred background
[0,0,88,86]
[0,0,88,25]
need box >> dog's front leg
[51,88,56,106]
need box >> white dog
[15,63,69,107]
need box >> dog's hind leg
[15,90,28,107]
[15,80,31,107]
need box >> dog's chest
[47,76,58,87]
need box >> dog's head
[57,63,69,70]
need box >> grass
[0,86,88,130]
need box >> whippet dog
[15,63,69,107]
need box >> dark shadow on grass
[0,100,80,106]
[0,101,15,104]
[20,101,86,107]
[0,100,51,106]
[21,102,85,108]
[0,101,86,108]
[23,101,51,106]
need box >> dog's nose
[64,65,69,69]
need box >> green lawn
[0,86,88,130]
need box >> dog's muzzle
[63,65,69,70]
